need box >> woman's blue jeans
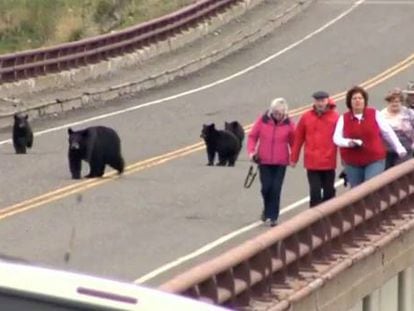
[344,159,385,188]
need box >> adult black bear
[12,113,33,154]
[200,123,240,166]
[224,121,245,145]
[67,126,125,179]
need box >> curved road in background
[0,0,413,287]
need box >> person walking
[290,91,339,207]
[403,81,414,109]
[333,86,407,188]
[247,98,295,227]
[380,88,414,169]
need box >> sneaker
[270,220,277,227]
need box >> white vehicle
[0,260,228,310]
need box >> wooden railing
[159,160,414,310]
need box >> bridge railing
[159,160,414,309]
[0,0,241,83]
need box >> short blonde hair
[269,97,289,115]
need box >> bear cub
[12,113,33,154]
[224,121,245,146]
[68,126,125,179]
[200,123,241,166]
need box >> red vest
[340,108,386,166]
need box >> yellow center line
[1,53,413,220]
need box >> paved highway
[0,0,413,288]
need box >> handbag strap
[244,165,258,188]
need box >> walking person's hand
[290,161,296,168]
[348,139,362,148]
[398,149,407,158]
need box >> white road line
[133,0,364,284]
[0,0,364,146]
[4,0,360,284]
[135,180,344,283]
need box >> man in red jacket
[290,91,339,207]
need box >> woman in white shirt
[333,86,406,188]
[380,88,414,169]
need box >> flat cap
[312,91,330,100]
[403,81,414,95]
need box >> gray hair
[268,97,289,116]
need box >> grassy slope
[0,0,195,54]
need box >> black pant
[307,170,336,207]
[259,165,287,221]
[385,151,398,170]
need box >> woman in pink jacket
[247,98,295,227]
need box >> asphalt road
[0,0,413,288]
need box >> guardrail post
[271,240,287,285]
[198,277,218,304]
[398,267,412,311]
[233,261,251,307]
[362,288,380,311]
[411,266,414,310]
[250,250,272,297]
[216,269,235,306]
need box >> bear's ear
[68,128,74,135]
[14,114,18,120]
[24,114,28,120]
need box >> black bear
[12,113,33,154]
[200,123,241,166]
[67,126,125,179]
[224,121,245,145]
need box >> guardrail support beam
[362,289,380,311]
[398,267,412,311]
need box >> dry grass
[0,0,196,54]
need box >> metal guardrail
[159,160,414,309]
[0,0,241,83]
